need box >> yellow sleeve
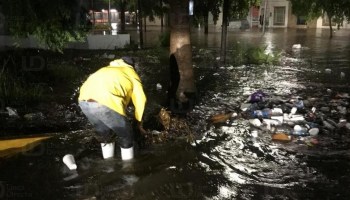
[131,76,147,122]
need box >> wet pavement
[1,28,350,199]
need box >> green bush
[230,42,280,66]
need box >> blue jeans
[79,101,133,148]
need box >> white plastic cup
[63,154,77,170]
[101,142,115,159]
[294,125,302,131]
[309,128,319,136]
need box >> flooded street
[1,28,350,199]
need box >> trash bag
[247,90,268,103]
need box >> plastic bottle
[292,125,309,136]
[274,125,293,135]
[305,107,317,122]
[294,99,304,109]
[250,109,271,119]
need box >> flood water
[1,28,350,200]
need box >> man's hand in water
[137,121,147,135]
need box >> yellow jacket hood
[109,59,134,68]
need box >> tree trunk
[144,17,147,32]
[137,0,143,48]
[160,0,164,31]
[328,14,333,38]
[75,0,83,26]
[168,0,196,113]
[204,12,209,34]
[120,2,126,33]
[220,0,230,63]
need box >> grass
[0,68,45,106]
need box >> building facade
[259,0,350,29]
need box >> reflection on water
[1,28,350,199]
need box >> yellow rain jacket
[78,59,146,122]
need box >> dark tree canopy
[290,0,350,38]
[1,0,91,52]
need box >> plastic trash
[263,118,282,126]
[271,108,283,115]
[337,106,347,115]
[284,113,305,122]
[247,90,267,103]
[292,125,308,136]
[271,116,284,124]
[251,109,271,119]
[294,99,304,109]
[274,125,292,134]
[338,118,347,128]
[288,107,298,118]
[6,107,19,118]
[308,128,319,136]
[292,44,301,49]
[63,154,77,170]
[322,120,335,130]
[251,130,259,138]
[305,122,319,129]
[340,72,345,79]
[306,107,318,121]
[249,119,262,127]
[240,103,251,112]
[272,133,292,142]
[156,83,162,90]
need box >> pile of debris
[143,108,195,144]
[208,89,350,145]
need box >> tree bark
[75,0,83,27]
[220,0,230,63]
[168,0,196,112]
[144,16,147,32]
[328,14,333,38]
[137,0,143,48]
[120,1,126,33]
[204,12,209,34]
[160,0,164,31]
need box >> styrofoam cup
[309,128,319,136]
[63,154,77,170]
[101,142,115,159]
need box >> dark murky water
[1,28,350,199]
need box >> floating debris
[292,44,301,49]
